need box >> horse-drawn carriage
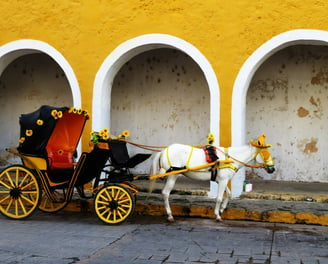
[0,105,275,224]
[0,105,150,224]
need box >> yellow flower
[19,137,25,143]
[119,130,130,139]
[26,130,33,137]
[36,119,43,126]
[101,128,109,134]
[57,111,63,119]
[51,109,58,119]
[207,133,215,145]
[57,149,64,155]
[102,133,110,140]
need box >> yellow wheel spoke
[21,181,37,191]
[5,172,15,187]
[100,207,110,216]
[118,198,130,204]
[0,180,12,190]
[15,200,19,216]
[18,174,29,188]
[117,210,123,219]
[97,200,110,206]
[114,189,121,200]
[0,195,10,204]
[118,206,127,214]
[20,194,36,205]
[99,192,110,202]
[18,198,27,215]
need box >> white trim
[231,29,328,197]
[93,34,220,141]
[0,39,81,108]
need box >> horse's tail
[148,151,162,195]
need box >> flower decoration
[51,109,57,118]
[57,149,64,155]
[57,111,63,119]
[90,128,111,143]
[36,119,44,126]
[51,109,63,120]
[69,107,78,114]
[119,130,130,139]
[19,137,25,144]
[207,132,215,145]
[26,130,33,137]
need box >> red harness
[204,146,218,163]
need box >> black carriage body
[0,105,152,224]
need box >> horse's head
[250,134,275,174]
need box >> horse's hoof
[216,218,223,222]
[167,217,175,222]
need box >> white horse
[151,134,275,222]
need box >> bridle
[216,140,274,171]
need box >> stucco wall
[247,45,328,182]
[2,1,328,146]
[1,1,328,191]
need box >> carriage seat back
[108,140,130,167]
[108,140,151,169]
[47,148,74,170]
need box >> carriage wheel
[0,165,41,219]
[39,188,68,213]
[94,184,135,225]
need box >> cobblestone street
[0,211,327,264]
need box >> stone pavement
[1,211,327,264]
[67,178,328,226]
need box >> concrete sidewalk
[67,178,328,226]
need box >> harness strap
[186,147,194,169]
[219,147,239,172]
[165,146,194,172]
[165,147,172,168]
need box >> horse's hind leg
[214,178,228,222]
[220,185,232,214]
[162,174,178,222]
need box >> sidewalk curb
[65,192,328,226]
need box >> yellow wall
[1,0,328,146]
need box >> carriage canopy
[18,105,89,161]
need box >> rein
[119,139,270,169]
[215,146,266,169]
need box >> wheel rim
[95,184,135,224]
[39,188,68,213]
[0,166,40,219]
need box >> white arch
[0,39,81,108]
[231,29,328,197]
[93,34,220,141]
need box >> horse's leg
[214,178,228,222]
[220,185,232,214]
[162,174,179,222]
